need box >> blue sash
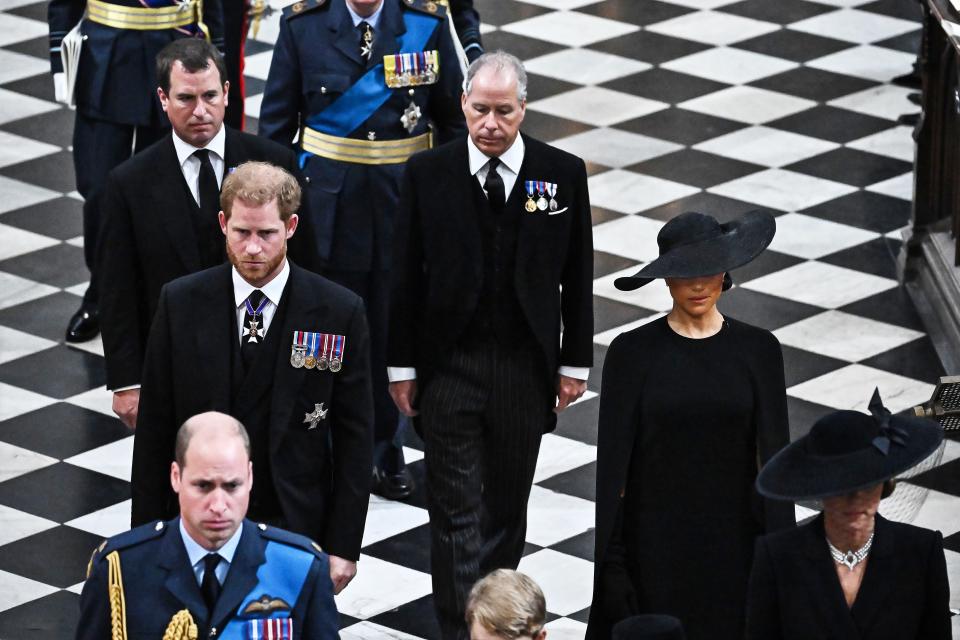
[299,10,441,166]
[219,541,314,640]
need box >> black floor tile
[520,110,593,143]
[720,0,835,24]
[526,73,582,103]
[548,528,595,562]
[780,345,849,388]
[785,148,911,187]
[0,291,82,342]
[787,397,833,440]
[717,286,820,331]
[0,243,87,289]
[0,525,101,588]
[537,461,595,502]
[588,31,710,66]
[0,589,79,640]
[859,0,923,21]
[0,196,83,240]
[801,189,910,233]
[569,606,592,625]
[874,29,922,54]
[587,343,608,394]
[594,250,639,279]
[615,108,745,146]
[750,67,878,102]
[5,1,46,21]
[243,39,274,56]
[0,344,104,399]
[363,523,432,574]
[242,76,266,97]
[0,108,75,149]
[0,150,77,193]
[591,206,627,226]
[0,403,128,459]
[943,528,960,554]
[338,612,363,630]
[840,286,926,332]
[2,36,48,60]
[642,191,782,223]
[734,29,854,63]
[820,236,901,279]
[861,336,944,381]
[0,463,129,522]
[579,0,695,26]
[728,249,804,284]
[594,297,650,334]
[473,0,552,25]
[1,73,56,104]
[482,29,564,60]
[603,68,729,106]
[909,457,960,497]
[584,160,613,177]
[368,595,441,640]
[769,106,896,143]
[626,149,762,189]
[555,395,599,447]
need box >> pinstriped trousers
[420,340,552,640]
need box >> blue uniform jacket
[76,518,339,640]
[259,0,465,271]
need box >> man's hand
[328,555,357,594]
[554,374,587,414]
[389,380,419,417]
[53,72,68,105]
[112,389,140,429]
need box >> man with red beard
[132,161,374,594]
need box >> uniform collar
[232,259,290,308]
[467,134,525,176]
[345,0,383,29]
[171,125,226,168]
[179,517,243,567]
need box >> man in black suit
[98,38,316,429]
[387,51,594,639]
[132,162,373,594]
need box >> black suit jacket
[98,127,319,390]
[745,514,951,640]
[388,134,594,395]
[131,262,373,560]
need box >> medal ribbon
[525,181,536,198]
[547,182,557,198]
[308,332,318,360]
[319,333,330,361]
[244,295,269,318]
[333,334,345,363]
[537,180,545,196]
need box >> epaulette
[256,522,325,559]
[282,0,327,20]
[401,0,447,19]
[86,520,169,578]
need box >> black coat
[98,127,318,391]
[388,134,594,406]
[745,514,951,640]
[131,262,373,560]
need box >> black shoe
[897,112,921,126]
[891,71,921,90]
[65,307,99,343]
[372,466,413,500]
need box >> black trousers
[420,340,551,640]
[75,112,165,307]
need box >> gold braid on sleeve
[193,0,210,42]
[105,551,128,640]
[162,609,199,640]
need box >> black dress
[587,316,795,640]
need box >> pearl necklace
[826,532,874,571]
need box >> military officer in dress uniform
[77,412,339,640]
[48,0,224,343]
[259,0,465,500]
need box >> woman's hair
[465,569,545,639]
[881,479,896,499]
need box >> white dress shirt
[387,137,589,383]
[233,260,290,343]
[171,125,227,206]
[180,518,242,587]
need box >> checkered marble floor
[1,0,959,637]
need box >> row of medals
[290,346,342,372]
[526,193,558,213]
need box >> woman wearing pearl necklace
[745,390,950,639]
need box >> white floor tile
[660,0,740,7]
[805,0,874,6]
[647,11,778,45]
[517,549,594,616]
[402,446,424,465]
[64,386,116,418]
[945,550,960,611]
[662,46,797,85]
[65,500,132,538]
[0,272,59,311]
[361,496,430,547]
[0,505,56,547]
[247,0,284,45]
[244,92,263,121]
[0,49,47,85]
[0,12,47,46]
[525,486,595,547]
[340,621,425,640]
[0,224,59,260]
[593,313,667,347]
[65,436,133,482]
[0,88,59,126]
[0,131,60,169]
[774,310,924,361]
[552,128,682,169]
[866,171,914,201]
[64,582,85,595]
[787,363,934,413]
[67,334,105,358]
[680,86,816,125]
[525,48,650,85]
[0,326,57,365]
[0,178,60,215]
[588,170,699,214]
[846,125,914,162]
[0,382,55,422]
[709,169,856,211]
[807,45,916,83]
[242,50,275,81]
[517,0,599,8]
[0,569,58,613]
[335,555,432,620]
[533,434,596,484]
[694,126,839,168]
[0,441,57,483]
[592,215,665,262]
[593,266,676,311]
[828,85,915,120]
[543,618,589,640]
[768,213,879,259]
[901,486,960,538]
[500,11,638,47]
[63,280,89,297]
[528,87,667,127]
[741,260,897,308]
[789,9,918,44]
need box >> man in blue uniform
[77,412,339,640]
[48,0,224,343]
[259,0,465,499]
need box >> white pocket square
[548,207,568,216]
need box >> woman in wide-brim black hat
[745,390,950,640]
[588,210,795,640]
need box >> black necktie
[359,21,374,61]
[241,289,267,370]
[194,149,220,217]
[200,553,222,613]
[484,158,505,211]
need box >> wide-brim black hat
[757,389,944,501]
[614,210,776,291]
[612,615,686,640]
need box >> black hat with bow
[757,389,944,501]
